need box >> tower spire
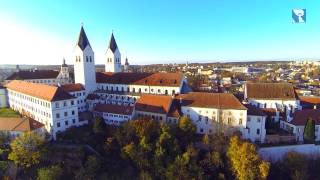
[77,26,91,50]
[108,32,118,53]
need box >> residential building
[94,104,134,125]
[0,117,45,139]
[6,80,87,139]
[281,109,320,142]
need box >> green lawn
[0,108,20,118]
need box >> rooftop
[177,92,247,110]
[60,83,85,92]
[6,80,75,101]
[246,83,296,100]
[94,104,134,115]
[289,109,320,126]
[0,117,44,132]
[96,72,183,87]
[135,94,173,114]
[6,70,59,80]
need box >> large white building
[6,80,87,139]
[5,60,73,85]
[1,26,269,143]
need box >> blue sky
[0,0,319,65]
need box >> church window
[86,56,88,62]
[90,56,92,62]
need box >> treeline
[1,117,320,179]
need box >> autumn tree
[165,145,202,179]
[93,116,106,135]
[8,131,46,168]
[303,117,315,144]
[37,165,62,180]
[282,151,309,180]
[75,155,102,180]
[227,136,270,180]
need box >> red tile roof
[177,92,247,110]
[96,72,183,87]
[60,83,85,92]
[6,80,75,101]
[299,96,320,104]
[135,95,173,114]
[94,104,133,115]
[6,70,59,80]
[246,83,296,100]
[290,109,320,126]
[0,117,44,132]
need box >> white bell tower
[74,26,96,94]
[105,33,121,73]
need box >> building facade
[6,80,87,139]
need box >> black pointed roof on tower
[108,33,118,53]
[77,26,91,50]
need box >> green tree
[93,116,106,134]
[178,116,196,133]
[8,131,45,168]
[282,151,309,180]
[166,144,202,179]
[227,136,270,180]
[75,155,102,180]
[37,165,62,180]
[303,117,315,143]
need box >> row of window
[72,91,86,97]
[137,113,164,121]
[76,56,93,63]
[103,113,129,119]
[57,119,77,127]
[27,79,56,84]
[55,110,75,119]
[186,109,244,116]
[55,100,75,108]
[9,91,50,108]
[107,57,120,63]
[98,85,176,95]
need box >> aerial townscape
[0,1,319,180]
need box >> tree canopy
[227,136,270,180]
[8,131,46,168]
[303,117,315,144]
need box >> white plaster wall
[74,45,96,94]
[247,115,266,143]
[105,48,121,73]
[259,144,320,162]
[181,106,247,136]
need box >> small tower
[56,58,70,84]
[124,57,130,72]
[61,58,69,79]
[15,65,20,73]
[105,33,121,73]
[74,25,96,94]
